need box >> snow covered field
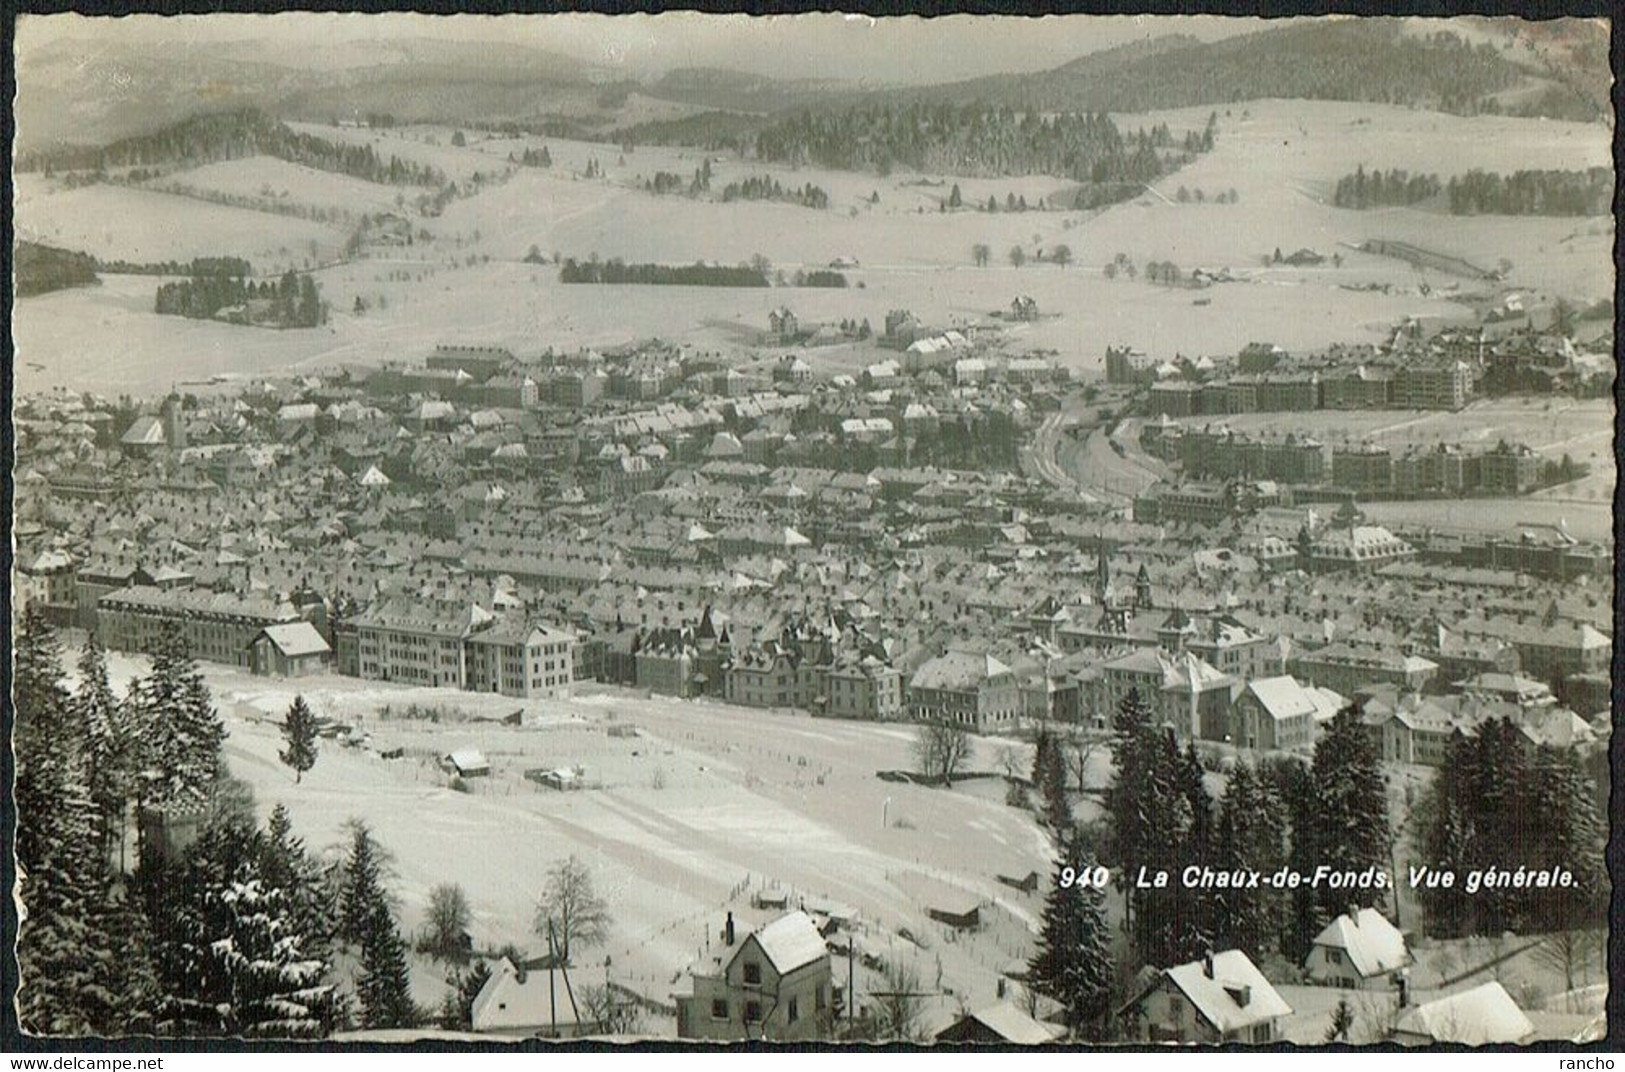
[97,651,1057,1034]
[18,100,1609,396]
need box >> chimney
[1203,950,1215,979]
[724,912,736,947]
[1397,973,1410,1009]
[1348,903,1360,924]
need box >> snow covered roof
[743,911,828,976]
[120,416,166,446]
[445,749,490,775]
[1310,908,1407,979]
[470,958,586,1034]
[942,1002,1066,1045]
[256,621,332,658]
[1394,982,1533,1045]
[1159,950,1291,1035]
[1245,676,1339,722]
[910,650,1012,692]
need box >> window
[815,986,826,1011]
[711,999,728,1020]
[744,1001,762,1023]
[788,998,799,1023]
[742,962,761,986]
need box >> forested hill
[753,104,1198,190]
[897,21,1528,117]
[16,108,446,186]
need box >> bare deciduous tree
[580,984,644,1036]
[534,854,611,965]
[873,957,928,1042]
[913,720,973,788]
[418,882,472,964]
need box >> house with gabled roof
[1305,907,1409,989]
[934,1001,1066,1045]
[1391,982,1534,1045]
[1230,675,1345,751]
[676,911,833,1042]
[1120,949,1291,1045]
[248,620,333,677]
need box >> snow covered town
[11,10,1613,1052]
[13,321,1610,1044]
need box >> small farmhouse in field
[444,748,491,778]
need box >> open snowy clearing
[95,651,1060,1033]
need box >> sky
[17,12,1272,84]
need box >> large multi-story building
[97,585,304,669]
[352,600,576,697]
[464,619,578,698]
[1329,444,1393,494]
[1290,641,1437,697]
[908,649,1020,732]
[1392,360,1473,410]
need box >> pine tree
[14,611,117,1035]
[341,822,389,946]
[262,804,335,962]
[75,636,140,862]
[1325,996,1354,1042]
[1287,707,1390,958]
[159,811,341,1037]
[357,901,417,1029]
[1028,844,1114,1039]
[1177,743,1220,953]
[1105,689,1202,966]
[279,695,320,783]
[1104,689,1155,932]
[197,868,336,1036]
[1213,762,1288,957]
[131,622,225,810]
[1529,747,1606,929]
[438,960,493,1030]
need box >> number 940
[1059,865,1110,889]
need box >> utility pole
[547,923,557,1038]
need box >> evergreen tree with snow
[279,694,320,783]
[438,960,494,1030]
[14,611,117,1034]
[1028,842,1115,1039]
[1287,706,1390,959]
[262,804,336,962]
[75,636,139,860]
[158,812,341,1037]
[1528,746,1607,928]
[1105,689,1202,967]
[1032,729,1071,839]
[1176,742,1220,953]
[1212,761,1288,958]
[131,622,225,811]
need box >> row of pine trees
[14,612,416,1038]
